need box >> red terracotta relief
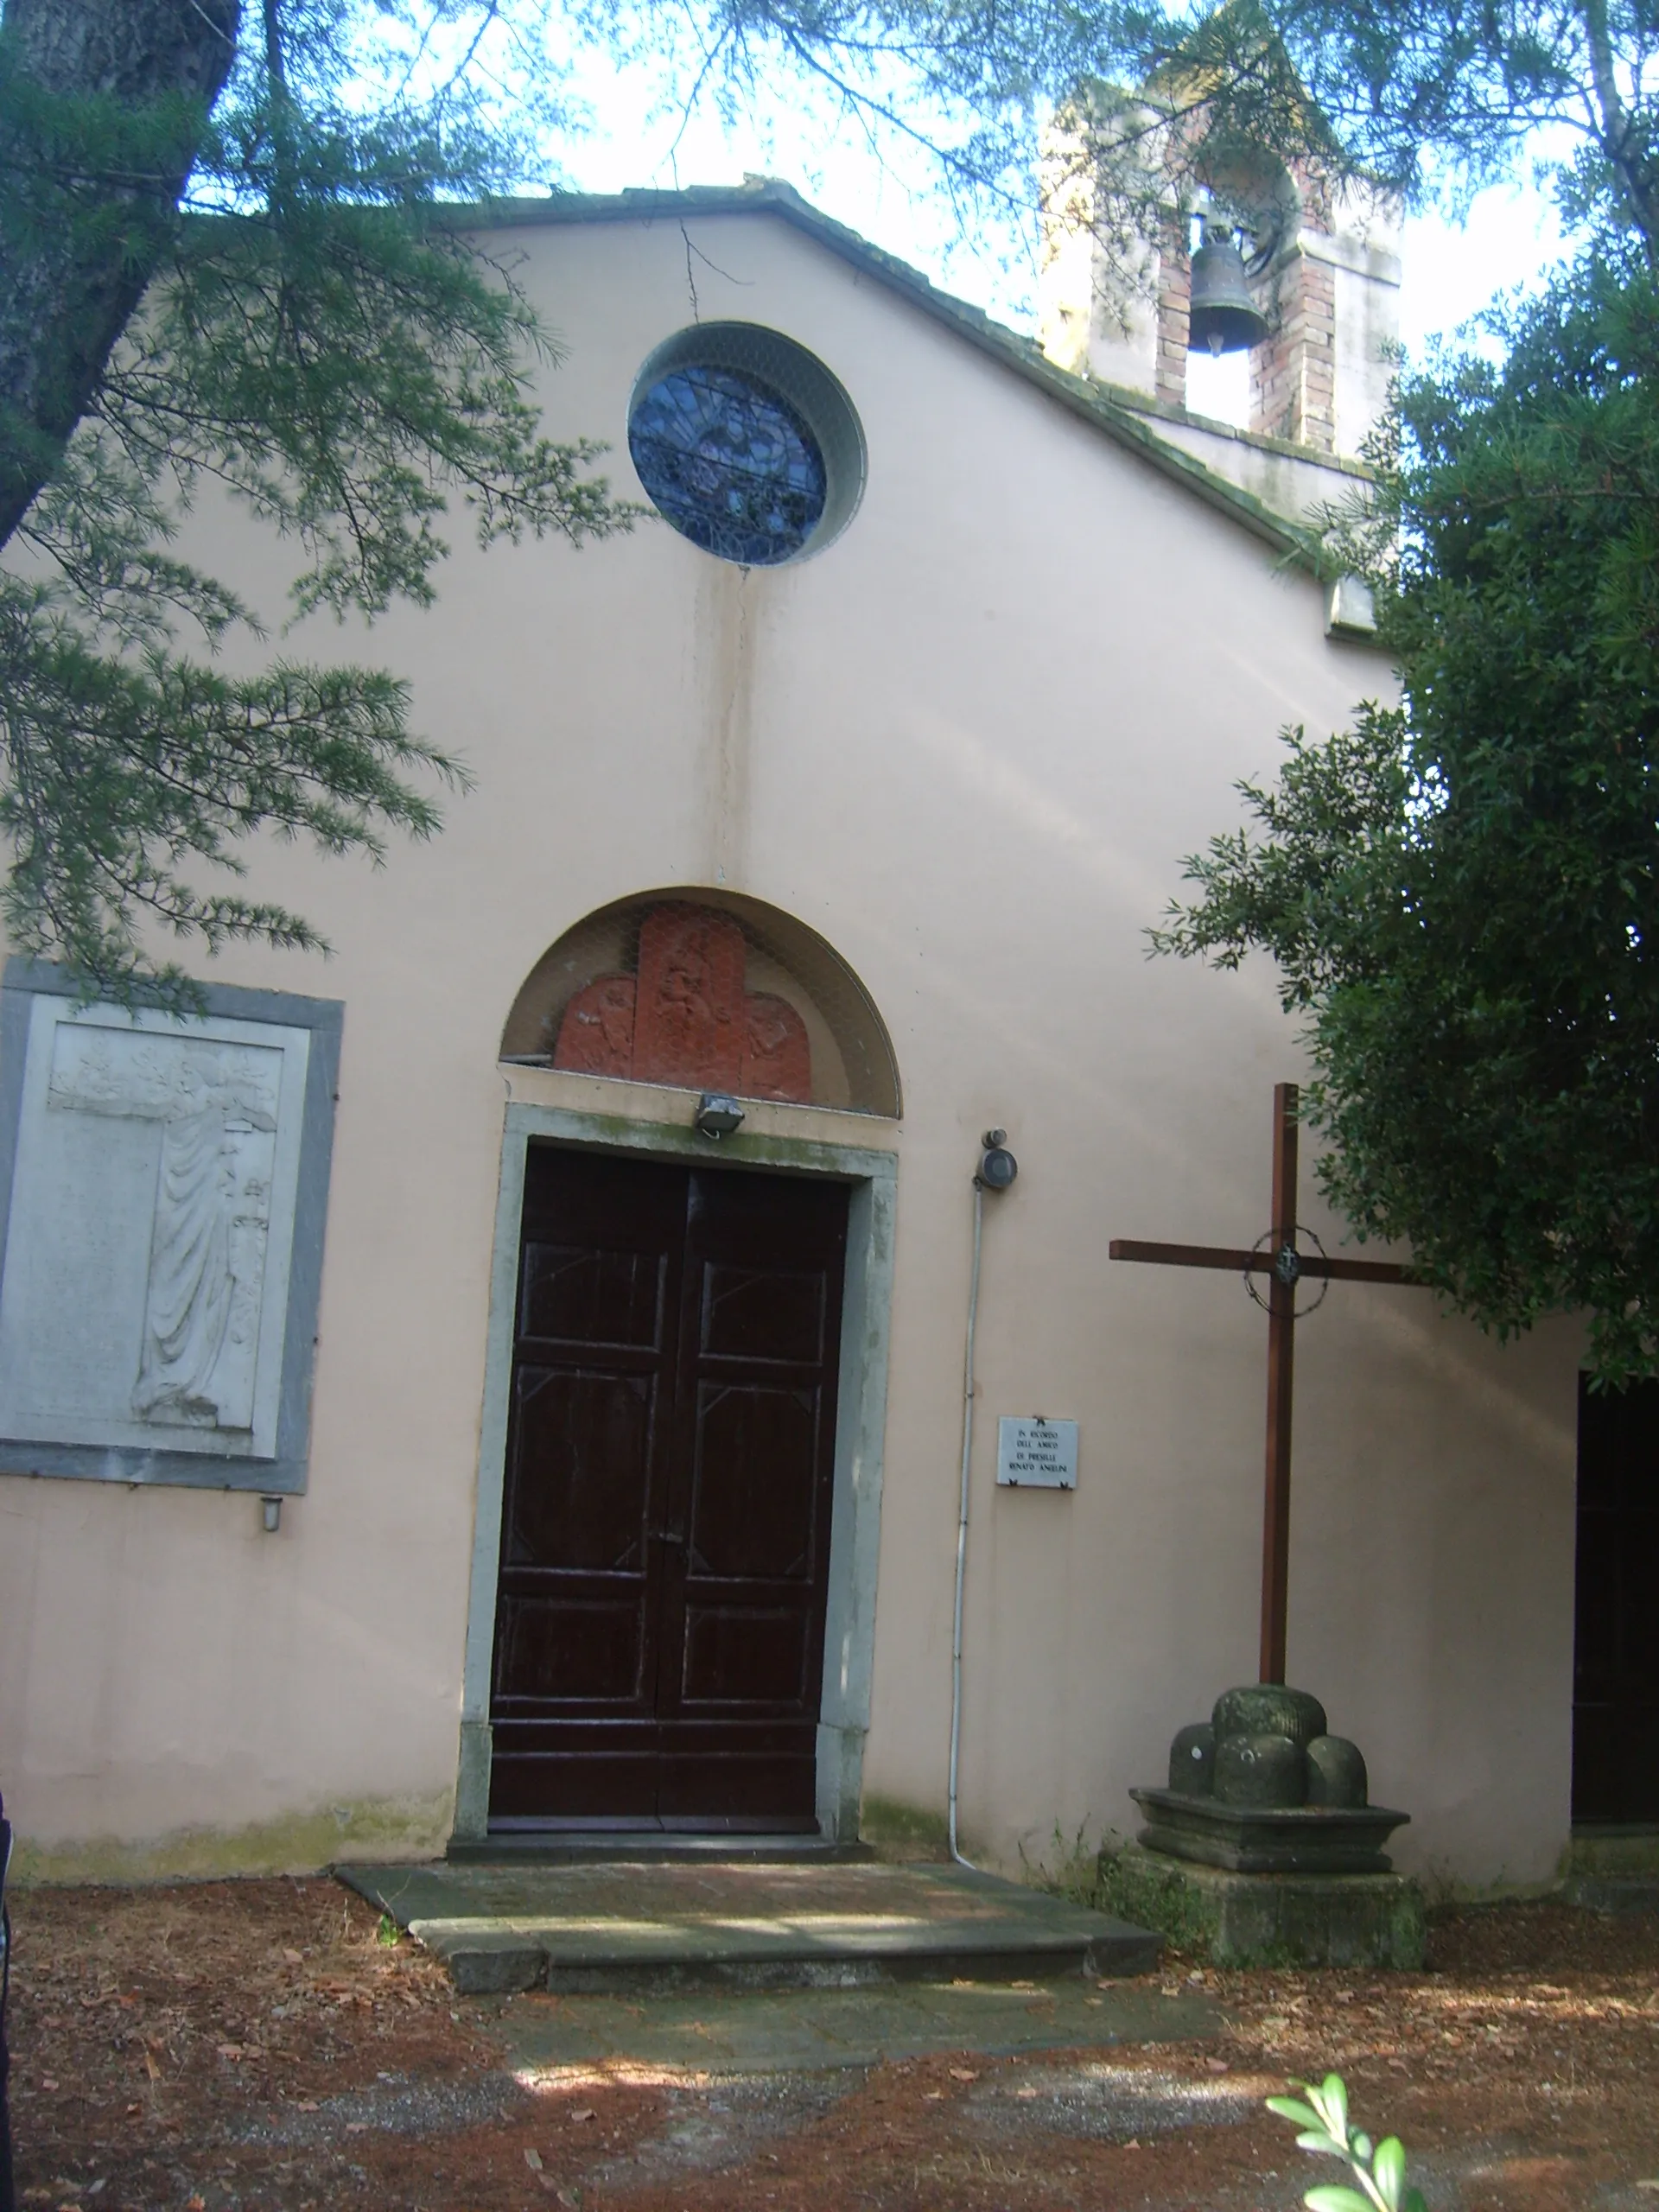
[741,993,812,1103]
[552,975,636,1076]
[632,907,747,1090]
[550,904,813,1103]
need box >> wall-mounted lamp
[976,1128,1018,1191]
[694,1092,746,1141]
[261,1495,283,1534]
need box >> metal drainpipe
[947,1176,985,1870]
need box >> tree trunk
[1580,0,1659,259]
[0,0,243,550]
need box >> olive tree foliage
[1155,249,1659,1382]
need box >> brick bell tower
[1040,139,1402,482]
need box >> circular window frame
[627,322,866,567]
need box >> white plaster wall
[1109,404,1373,522]
[0,207,1578,1888]
[1330,253,1402,461]
[1071,235,1164,398]
[1036,111,1165,399]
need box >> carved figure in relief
[46,1028,279,1430]
[741,993,812,1103]
[552,975,635,1077]
[550,904,813,1104]
[632,908,746,1090]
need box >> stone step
[1563,1873,1659,1914]
[340,1857,1160,1995]
[447,1830,874,1866]
[1563,1827,1659,1913]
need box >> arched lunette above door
[500,890,901,1118]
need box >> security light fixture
[977,1128,1018,1190]
[695,1092,746,1141]
[261,1495,283,1533]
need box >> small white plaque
[996,1416,1077,1490]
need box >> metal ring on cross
[1244,1224,1332,1320]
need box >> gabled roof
[461,177,1332,569]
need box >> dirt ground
[4,1877,1658,2212]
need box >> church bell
[1188,234,1271,356]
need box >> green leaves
[0,566,468,1005]
[114,194,632,620]
[0,0,632,993]
[1267,2096,1327,2130]
[1267,2072,1428,2212]
[1158,247,1659,1383]
[1372,2137,1409,2207]
[617,0,1659,265]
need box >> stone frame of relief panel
[0,959,342,1492]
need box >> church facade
[0,180,1588,1890]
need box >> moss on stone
[10,1789,454,1885]
[860,1794,950,1861]
[1097,1844,1219,1954]
[1099,1840,1426,1968]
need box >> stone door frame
[453,1102,898,1846]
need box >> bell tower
[1039,140,1402,482]
[1241,165,1400,459]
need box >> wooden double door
[1573,1372,1659,1824]
[488,1147,849,1830]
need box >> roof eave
[443,180,1327,570]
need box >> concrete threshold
[447,1830,874,1866]
[340,1856,1161,1996]
[1563,1826,1659,1913]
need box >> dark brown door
[1573,1372,1659,1823]
[487,1146,849,1830]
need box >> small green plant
[1267,2073,1427,2212]
[375,1912,400,1948]
[1021,1820,1099,1906]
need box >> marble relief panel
[0,995,312,1460]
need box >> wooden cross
[1111,1083,1418,1687]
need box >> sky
[555,50,1577,423]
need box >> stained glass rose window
[626,326,864,569]
[629,365,826,566]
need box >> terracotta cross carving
[552,906,812,1103]
[1111,1083,1427,1686]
